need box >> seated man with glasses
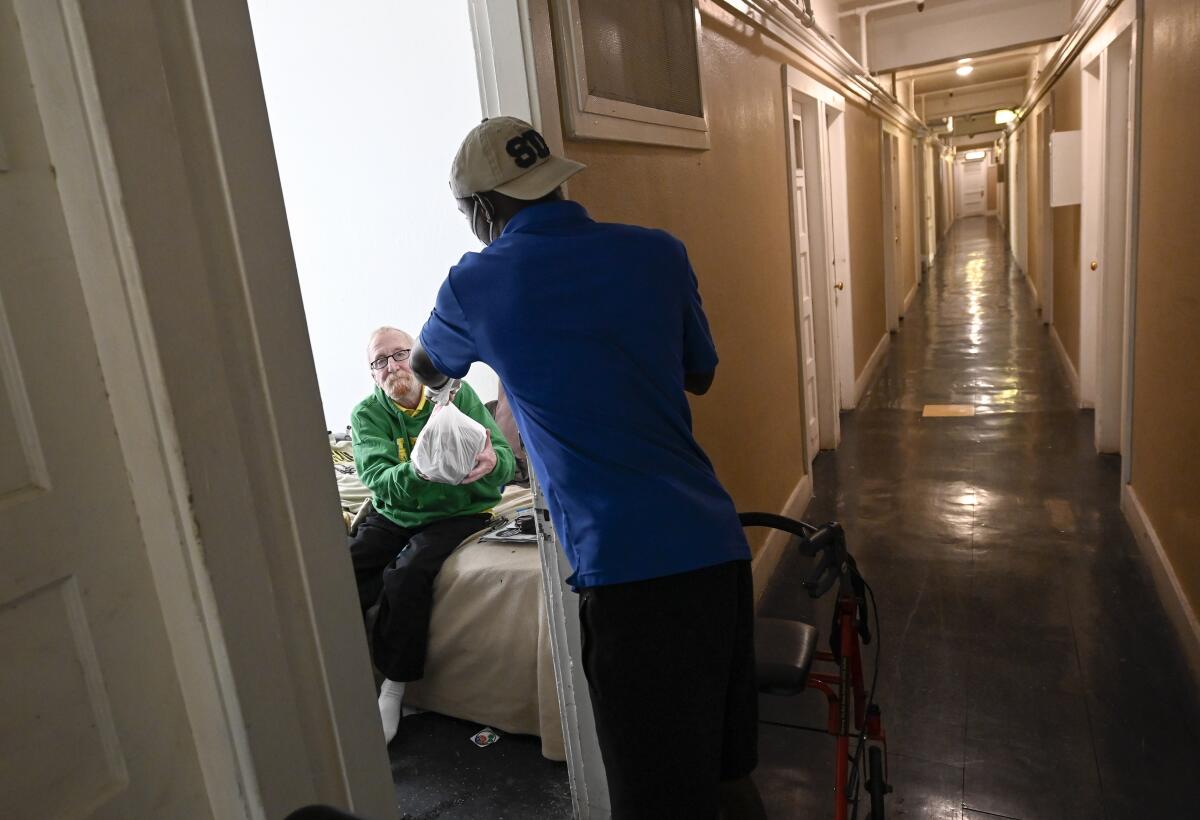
[349,326,515,744]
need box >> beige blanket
[404,488,565,761]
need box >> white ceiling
[838,0,1070,73]
[899,47,1038,95]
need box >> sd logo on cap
[450,116,586,200]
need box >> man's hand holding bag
[411,401,494,484]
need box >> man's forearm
[411,340,450,388]
[684,370,715,395]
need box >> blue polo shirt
[419,200,750,588]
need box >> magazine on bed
[479,507,538,544]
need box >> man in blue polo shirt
[412,117,764,819]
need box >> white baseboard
[1121,484,1200,688]
[1049,323,1080,404]
[902,281,918,315]
[751,473,813,605]
[853,332,890,406]
[1023,273,1045,318]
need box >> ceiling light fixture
[964,150,987,160]
[958,58,973,64]
[995,109,1016,125]
[956,65,974,77]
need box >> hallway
[757,216,1200,819]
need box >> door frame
[783,65,851,454]
[470,2,613,817]
[955,152,988,218]
[984,151,999,217]
[1078,0,1139,460]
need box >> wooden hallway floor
[756,215,1200,820]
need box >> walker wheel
[867,745,889,820]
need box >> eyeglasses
[369,349,412,371]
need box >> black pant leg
[372,514,489,682]
[283,806,370,820]
[348,512,412,615]
[578,561,752,820]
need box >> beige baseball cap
[449,116,586,200]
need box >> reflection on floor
[389,711,570,819]
[755,216,1200,819]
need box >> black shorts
[578,559,757,820]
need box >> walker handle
[737,513,841,599]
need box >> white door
[958,158,987,216]
[923,144,936,263]
[1080,55,1103,407]
[1,8,220,818]
[881,132,901,331]
[792,115,821,466]
[830,130,857,412]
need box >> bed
[402,486,565,761]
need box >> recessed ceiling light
[957,58,973,64]
[956,65,974,77]
[964,150,987,160]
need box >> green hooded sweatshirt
[350,382,515,529]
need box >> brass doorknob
[1090,260,1098,271]
[835,281,845,291]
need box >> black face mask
[471,196,497,245]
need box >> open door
[826,105,857,412]
[3,1,398,816]
[782,66,852,452]
[923,142,937,267]
[1080,20,1136,454]
[3,5,245,817]
[790,112,822,467]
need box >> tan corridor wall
[845,103,887,377]
[556,2,905,537]
[560,3,808,541]
[1129,0,1200,620]
[1051,59,1082,372]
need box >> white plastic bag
[411,402,488,485]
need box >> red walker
[741,513,891,820]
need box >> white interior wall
[247,0,498,431]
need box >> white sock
[378,679,406,745]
